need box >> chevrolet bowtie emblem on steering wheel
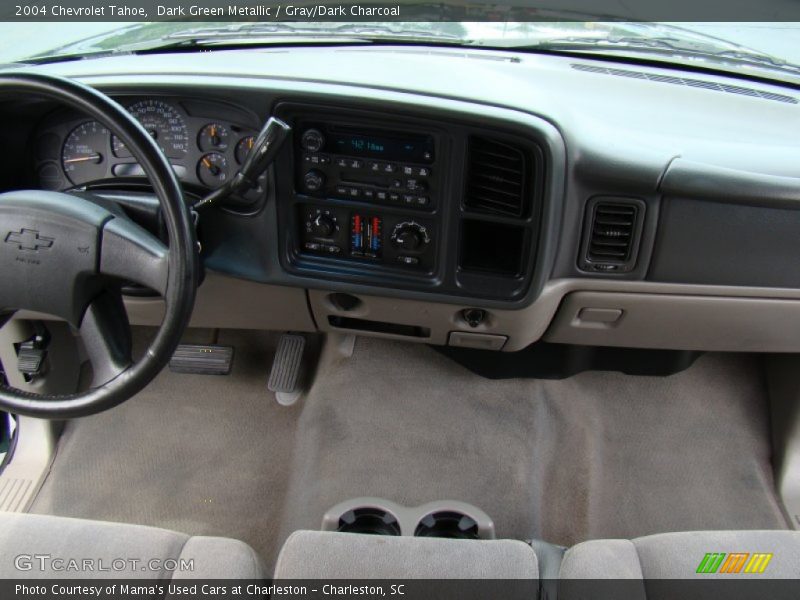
[4,228,55,251]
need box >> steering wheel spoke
[0,72,198,418]
[100,217,169,296]
[79,291,133,388]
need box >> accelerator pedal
[268,334,307,406]
[169,344,234,375]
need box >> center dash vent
[580,198,645,273]
[465,136,529,218]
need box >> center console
[295,121,439,272]
[274,102,546,303]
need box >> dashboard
[4,45,800,354]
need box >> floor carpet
[32,332,789,572]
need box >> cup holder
[336,507,402,536]
[323,498,495,539]
[414,511,480,539]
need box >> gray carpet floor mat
[32,332,789,572]
[32,329,300,569]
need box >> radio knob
[303,169,325,192]
[312,214,337,237]
[301,129,325,152]
[391,222,429,251]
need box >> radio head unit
[295,121,438,211]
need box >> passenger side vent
[581,198,645,273]
[464,136,529,218]
[571,63,798,105]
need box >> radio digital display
[328,131,434,163]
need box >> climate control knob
[391,221,430,251]
[301,129,325,152]
[311,214,337,237]
[303,169,325,193]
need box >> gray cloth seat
[274,530,542,579]
[0,512,263,579]
[560,530,800,580]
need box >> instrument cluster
[33,97,265,207]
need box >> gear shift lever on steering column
[193,116,291,209]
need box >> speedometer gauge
[62,121,109,185]
[112,100,189,159]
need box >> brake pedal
[169,344,233,375]
[268,334,307,406]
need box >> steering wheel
[0,73,198,418]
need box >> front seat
[559,530,800,579]
[0,512,263,579]
[558,530,800,600]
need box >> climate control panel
[299,204,435,271]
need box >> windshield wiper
[23,22,464,64]
[163,22,462,43]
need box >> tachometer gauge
[235,136,255,165]
[197,152,228,188]
[62,121,109,185]
[198,123,229,151]
[112,99,189,159]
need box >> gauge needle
[202,157,212,169]
[64,153,102,164]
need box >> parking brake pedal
[169,345,233,375]
[15,326,50,382]
[268,334,307,406]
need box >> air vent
[571,63,798,105]
[465,136,529,218]
[581,199,644,273]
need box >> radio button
[402,165,414,176]
[363,189,375,200]
[383,163,397,174]
[301,129,325,152]
[376,191,388,201]
[390,179,403,189]
[350,159,363,169]
[403,194,416,205]
[368,161,381,172]
[397,256,420,266]
[389,193,400,202]
[406,179,426,191]
[418,167,431,177]
[336,158,349,168]
[416,196,430,206]
[335,186,348,197]
[349,187,360,198]
[303,169,325,193]
[304,242,322,251]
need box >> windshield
[0,21,799,85]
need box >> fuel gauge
[197,152,228,188]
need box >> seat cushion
[560,530,800,580]
[274,530,539,579]
[0,512,263,579]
